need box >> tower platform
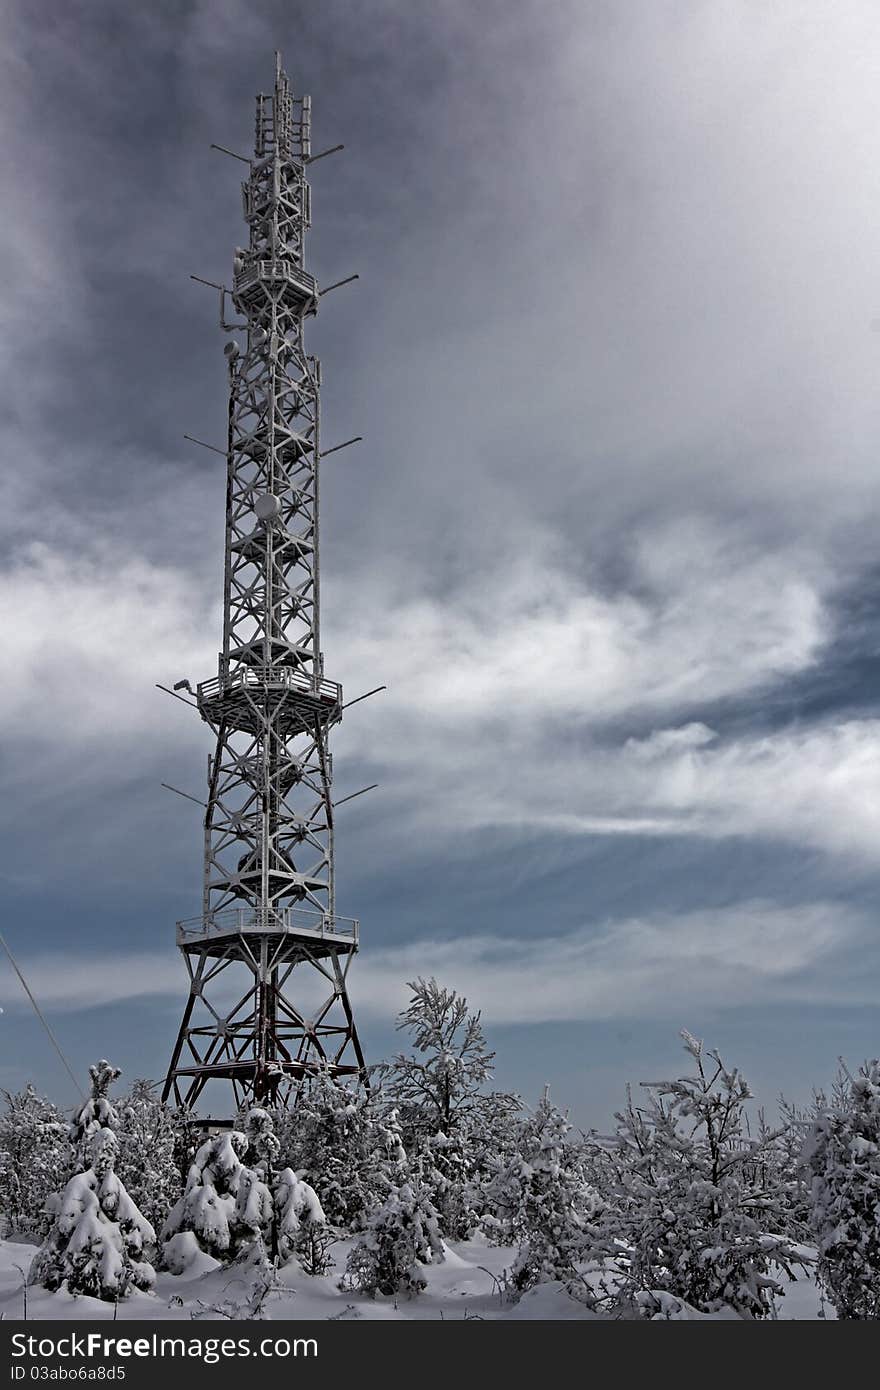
[232,258,319,315]
[196,663,342,733]
[176,906,359,958]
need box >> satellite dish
[255,492,282,523]
[223,341,239,359]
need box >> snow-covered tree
[114,1080,189,1236]
[239,1105,281,1175]
[390,978,494,1143]
[341,1178,444,1297]
[338,1094,445,1297]
[234,1164,274,1261]
[488,1087,594,1291]
[415,1128,475,1241]
[275,1167,331,1272]
[582,1032,806,1319]
[272,1072,414,1233]
[160,1130,251,1272]
[802,1059,880,1320]
[30,1127,155,1301]
[388,980,513,1242]
[69,1060,121,1161]
[0,1085,69,1240]
[275,1072,387,1231]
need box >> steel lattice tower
[163,56,367,1114]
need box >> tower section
[164,56,366,1113]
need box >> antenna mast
[163,56,366,1114]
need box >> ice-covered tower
[163,56,367,1113]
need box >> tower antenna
[163,57,367,1115]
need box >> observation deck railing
[232,260,318,306]
[176,906,359,947]
[197,665,341,705]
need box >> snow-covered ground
[0,1236,833,1321]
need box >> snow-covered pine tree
[390,978,494,1144]
[241,1106,281,1176]
[160,1130,251,1273]
[429,1089,524,1242]
[340,1178,444,1297]
[69,1060,121,1161]
[114,1080,188,1237]
[274,1167,331,1272]
[0,1084,69,1240]
[582,1031,806,1319]
[340,1098,445,1296]
[389,978,509,1242]
[487,1087,592,1292]
[30,1127,155,1301]
[744,1096,813,1242]
[234,1164,274,1263]
[802,1058,880,1320]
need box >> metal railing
[176,906,358,945]
[197,665,341,705]
[233,260,318,302]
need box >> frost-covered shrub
[160,1130,252,1271]
[341,1179,444,1297]
[30,1128,155,1301]
[0,1084,69,1239]
[582,1032,806,1319]
[275,1167,331,1272]
[803,1059,880,1320]
[740,1099,813,1242]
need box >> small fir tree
[341,1178,444,1297]
[241,1106,281,1176]
[160,1130,251,1271]
[274,1167,331,1272]
[115,1080,187,1237]
[69,1061,121,1161]
[488,1088,593,1291]
[30,1128,155,1301]
[274,1071,388,1231]
[390,979,495,1145]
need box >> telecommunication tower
[163,55,368,1113]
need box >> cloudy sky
[2,0,880,1125]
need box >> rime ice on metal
[164,56,366,1113]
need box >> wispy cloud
[2,516,874,875]
[330,518,827,731]
[1,900,867,1025]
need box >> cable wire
[0,929,84,1098]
